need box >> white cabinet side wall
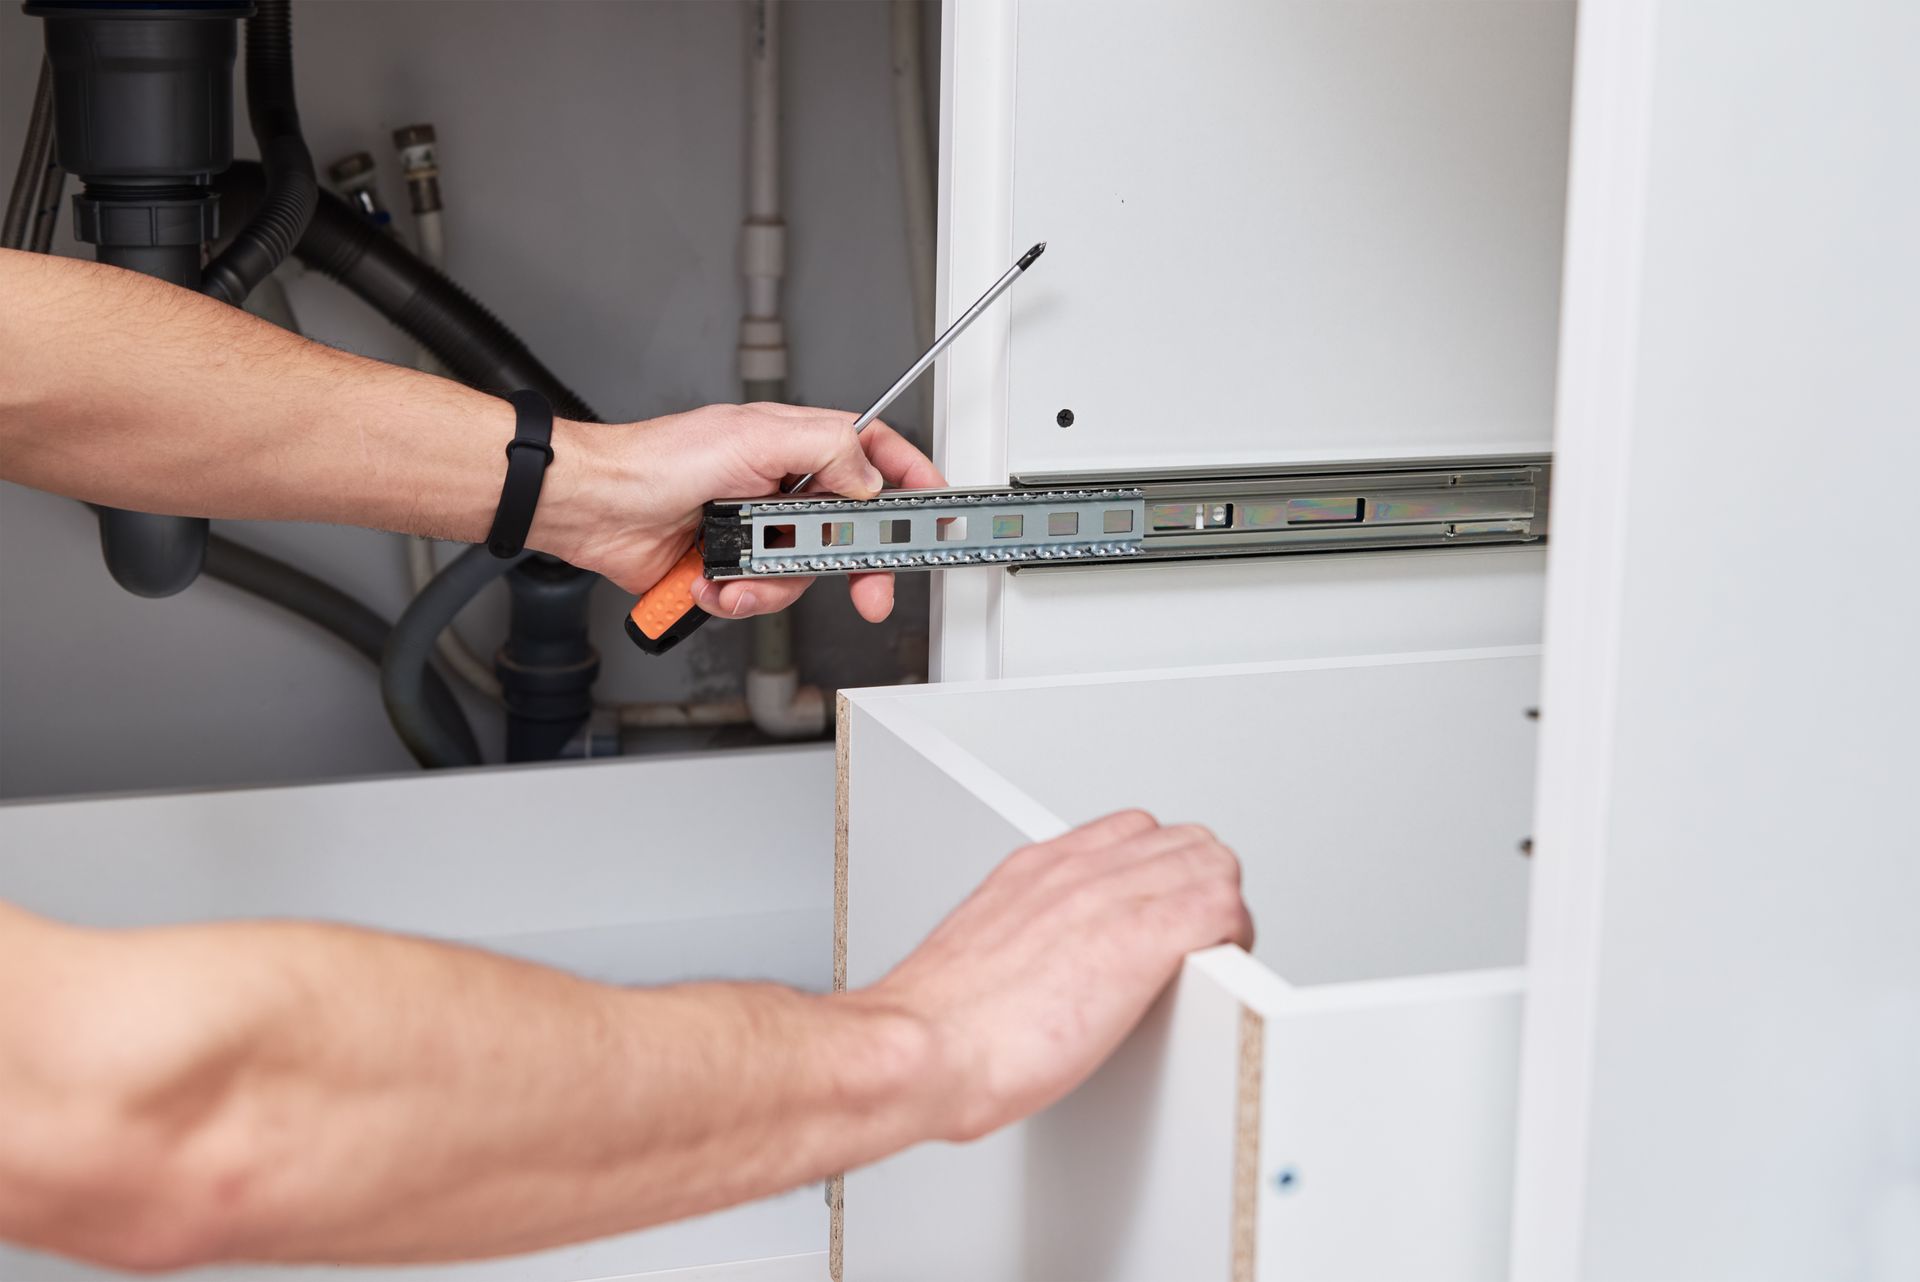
[1005,0,1575,476]
[1514,1,1920,1277]
[932,0,1573,681]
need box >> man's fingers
[743,407,943,493]
[690,573,812,619]
[847,572,895,623]
[1050,809,1162,853]
[1110,823,1231,870]
[859,421,946,490]
[687,568,893,624]
[754,415,884,497]
[1228,901,1256,951]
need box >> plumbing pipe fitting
[746,667,828,739]
[392,122,441,215]
[739,218,788,384]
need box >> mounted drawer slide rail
[702,455,1550,580]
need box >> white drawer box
[835,648,1540,1281]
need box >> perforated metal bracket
[701,456,1549,580]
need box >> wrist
[525,418,619,565]
[830,986,970,1145]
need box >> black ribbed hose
[383,547,528,769]
[216,163,596,419]
[201,0,317,307]
[204,534,481,764]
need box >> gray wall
[0,0,935,800]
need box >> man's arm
[0,248,936,621]
[0,811,1250,1271]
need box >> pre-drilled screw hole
[1056,408,1075,428]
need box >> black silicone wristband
[485,390,554,559]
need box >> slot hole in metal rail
[821,521,855,546]
[937,516,969,541]
[992,514,1025,539]
[880,518,913,544]
[764,523,797,549]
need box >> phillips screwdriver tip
[1018,241,1047,269]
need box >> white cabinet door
[834,648,1540,1281]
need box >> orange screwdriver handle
[625,542,713,654]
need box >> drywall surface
[0,0,935,800]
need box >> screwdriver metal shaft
[786,240,1046,496]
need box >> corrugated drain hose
[383,546,530,769]
[203,534,481,765]
[216,163,596,420]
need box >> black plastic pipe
[384,546,529,769]
[2,60,53,249]
[204,534,481,764]
[499,558,600,762]
[201,0,317,307]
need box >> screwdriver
[625,241,1048,654]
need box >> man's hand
[537,403,944,624]
[852,809,1254,1142]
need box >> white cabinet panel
[1004,0,1575,476]
[1512,1,1920,1276]
[996,546,1546,679]
[933,0,1569,683]
[837,649,1539,1278]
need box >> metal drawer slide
[701,455,1550,580]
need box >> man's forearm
[0,906,940,1270]
[0,249,605,559]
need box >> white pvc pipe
[739,0,824,739]
[747,0,780,222]
[890,0,938,356]
[740,0,789,390]
[746,668,827,739]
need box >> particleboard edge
[830,692,850,1282]
[1231,1004,1264,1282]
[834,692,850,997]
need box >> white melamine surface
[840,648,1541,1277]
[1512,1,1920,1277]
[1254,965,1523,1281]
[932,0,1569,683]
[839,705,1046,1281]
[883,649,1542,985]
[997,546,1546,678]
[1003,0,1575,476]
[0,749,837,1282]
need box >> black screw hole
[1056,408,1075,428]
